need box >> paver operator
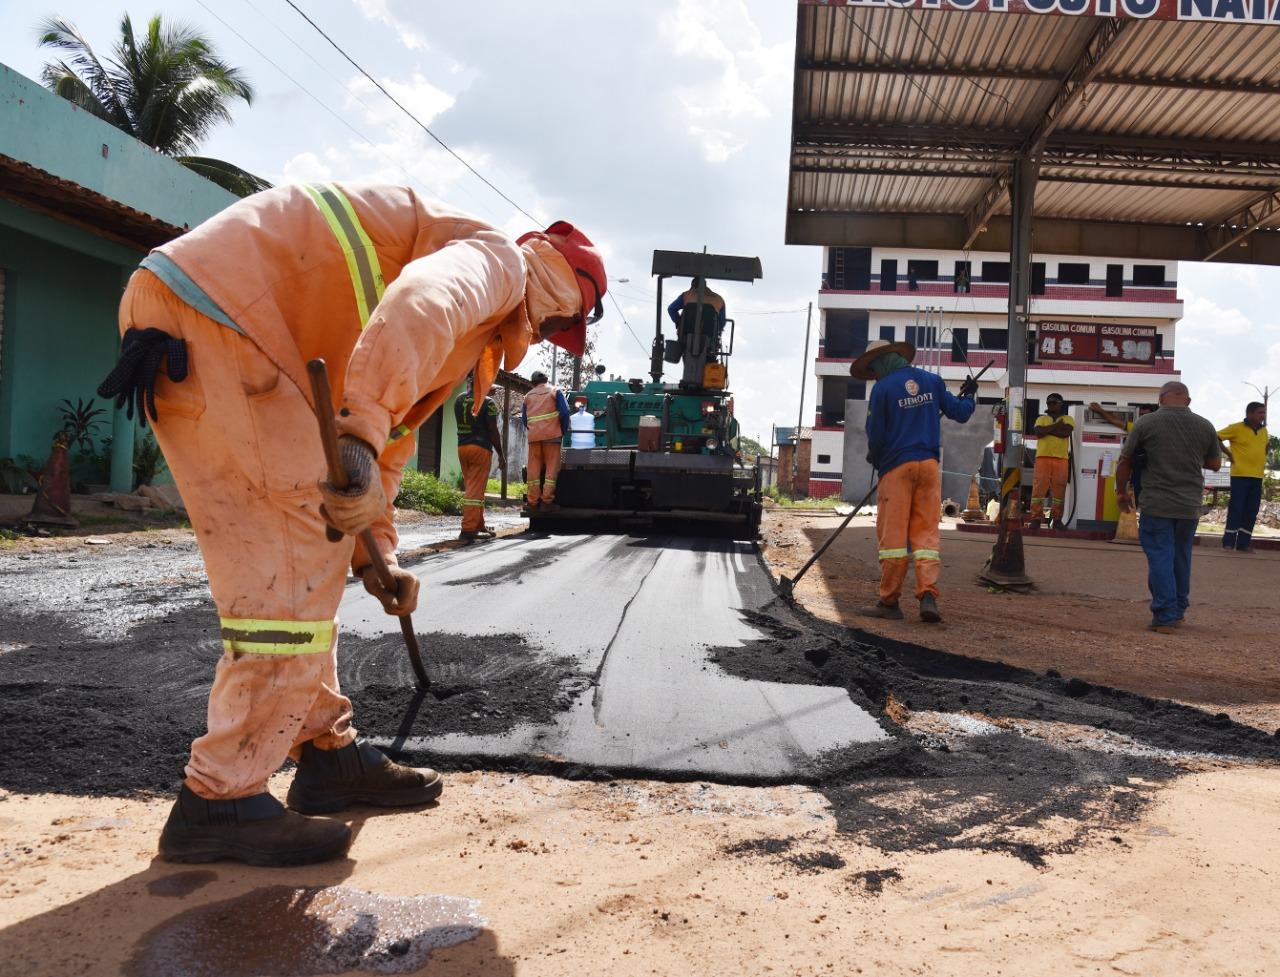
[99,183,605,866]
[454,377,507,543]
[1029,393,1074,530]
[852,339,977,624]
[522,370,570,508]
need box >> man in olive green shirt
[1115,382,1221,633]
[1217,401,1268,552]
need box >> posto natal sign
[802,0,1280,26]
[1036,321,1157,365]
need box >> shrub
[395,469,463,515]
[487,477,527,498]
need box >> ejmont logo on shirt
[897,378,933,409]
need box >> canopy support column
[983,155,1038,589]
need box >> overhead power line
[609,292,650,356]
[283,0,540,224]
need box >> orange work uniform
[121,183,545,800]
[875,459,943,604]
[524,382,565,505]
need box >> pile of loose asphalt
[1,532,1276,864]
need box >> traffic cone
[961,476,987,522]
[27,431,78,527]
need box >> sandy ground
[762,510,1280,733]
[2,766,1278,977]
[3,510,1279,975]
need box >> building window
[1031,262,1046,295]
[823,310,868,358]
[828,247,871,290]
[816,454,831,465]
[1058,262,1090,285]
[950,328,969,363]
[879,325,895,342]
[879,259,898,292]
[953,261,971,293]
[847,381,866,402]
[1106,264,1124,297]
[1133,264,1166,287]
[905,325,937,349]
[978,327,1005,350]
[981,261,1010,283]
[1025,398,1041,434]
[906,259,938,291]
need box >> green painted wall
[0,64,237,231]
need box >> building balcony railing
[818,280,1181,306]
[816,347,1180,375]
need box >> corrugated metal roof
[788,3,1280,262]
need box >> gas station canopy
[787,0,1280,264]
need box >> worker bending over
[454,377,506,543]
[99,184,604,866]
[1029,394,1074,530]
[853,339,977,623]
[523,370,570,508]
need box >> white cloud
[658,0,792,163]
[1178,294,1254,338]
[280,151,332,185]
[350,0,428,51]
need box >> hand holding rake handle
[306,358,430,690]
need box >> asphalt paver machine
[529,249,763,538]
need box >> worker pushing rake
[781,341,986,624]
[97,183,607,867]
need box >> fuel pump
[1063,403,1135,531]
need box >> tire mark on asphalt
[590,539,666,723]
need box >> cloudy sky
[3,0,1277,443]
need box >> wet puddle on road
[125,885,485,976]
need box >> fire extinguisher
[993,403,1008,457]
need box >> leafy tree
[737,435,766,458]
[38,13,269,196]
[539,328,600,392]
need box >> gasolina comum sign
[803,0,1280,25]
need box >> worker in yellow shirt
[1029,393,1074,530]
[1218,401,1268,552]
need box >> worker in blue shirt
[853,339,978,623]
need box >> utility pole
[1244,381,1272,414]
[791,302,813,498]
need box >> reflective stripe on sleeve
[303,183,386,328]
[878,547,909,561]
[386,423,412,445]
[220,617,335,656]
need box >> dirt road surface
[1,512,1278,975]
[764,510,1280,732]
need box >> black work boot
[159,785,351,866]
[287,740,443,815]
[919,594,942,624]
[858,601,904,621]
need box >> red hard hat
[518,220,606,357]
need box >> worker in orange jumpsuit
[98,184,605,866]
[1028,392,1074,530]
[454,377,506,542]
[852,339,977,624]
[522,371,570,508]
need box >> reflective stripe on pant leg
[911,459,942,599]
[877,462,912,605]
[220,617,335,655]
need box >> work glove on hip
[360,562,420,617]
[318,436,385,537]
[959,376,979,399]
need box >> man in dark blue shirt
[854,339,977,623]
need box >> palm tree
[37,13,270,197]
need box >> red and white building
[809,246,1182,501]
